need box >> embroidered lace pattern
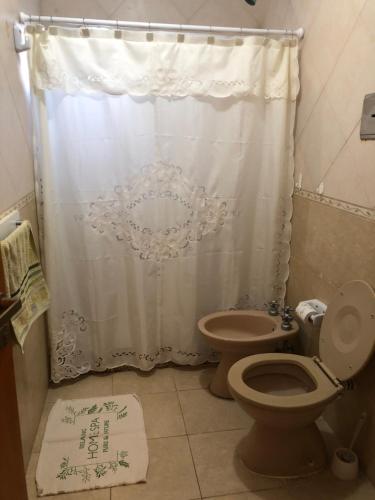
[81,162,229,262]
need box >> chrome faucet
[280,305,294,331]
[267,300,279,316]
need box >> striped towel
[0,220,50,348]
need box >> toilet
[198,309,299,398]
[228,280,375,478]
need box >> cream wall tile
[0,158,18,212]
[288,0,321,32]
[295,46,325,139]
[95,0,124,18]
[262,0,375,209]
[41,0,107,18]
[111,0,184,24]
[41,0,261,26]
[32,402,55,454]
[287,196,375,485]
[0,0,38,214]
[184,0,259,28]
[295,96,346,193]
[322,125,373,208]
[171,0,205,22]
[261,0,291,29]
[323,1,375,140]
[248,1,270,27]
[9,199,49,471]
[13,316,49,468]
[0,16,33,150]
[302,0,366,87]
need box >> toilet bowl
[198,310,299,398]
[228,280,375,478]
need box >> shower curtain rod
[17,11,304,40]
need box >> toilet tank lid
[319,280,375,381]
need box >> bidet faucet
[267,300,279,316]
[281,306,294,331]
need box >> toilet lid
[319,280,375,381]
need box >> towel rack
[0,211,22,240]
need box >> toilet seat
[319,280,375,381]
[228,353,342,411]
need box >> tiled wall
[259,0,375,485]
[261,0,375,209]
[0,0,49,471]
[40,0,261,27]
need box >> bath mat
[36,395,148,496]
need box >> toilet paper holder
[296,299,327,327]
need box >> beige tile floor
[27,365,375,500]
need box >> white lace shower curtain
[29,27,299,382]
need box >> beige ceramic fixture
[198,310,299,398]
[228,280,375,479]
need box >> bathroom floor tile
[205,491,290,500]
[141,392,186,438]
[284,470,375,499]
[113,366,176,395]
[189,429,281,498]
[173,364,217,391]
[26,453,111,500]
[32,401,55,453]
[179,388,250,434]
[111,436,201,500]
[47,373,113,403]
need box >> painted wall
[259,0,375,484]
[0,0,49,470]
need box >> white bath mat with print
[36,394,148,496]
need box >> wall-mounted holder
[296,299,327,328]
[13,22,30,52]
[360,93,375,140]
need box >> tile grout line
[176,388,203,500]
[319,117,362,185]
[295,0,368,145]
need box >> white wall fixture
[0,210,21,240]
[296,299,327,327]
[13,22,30,52]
